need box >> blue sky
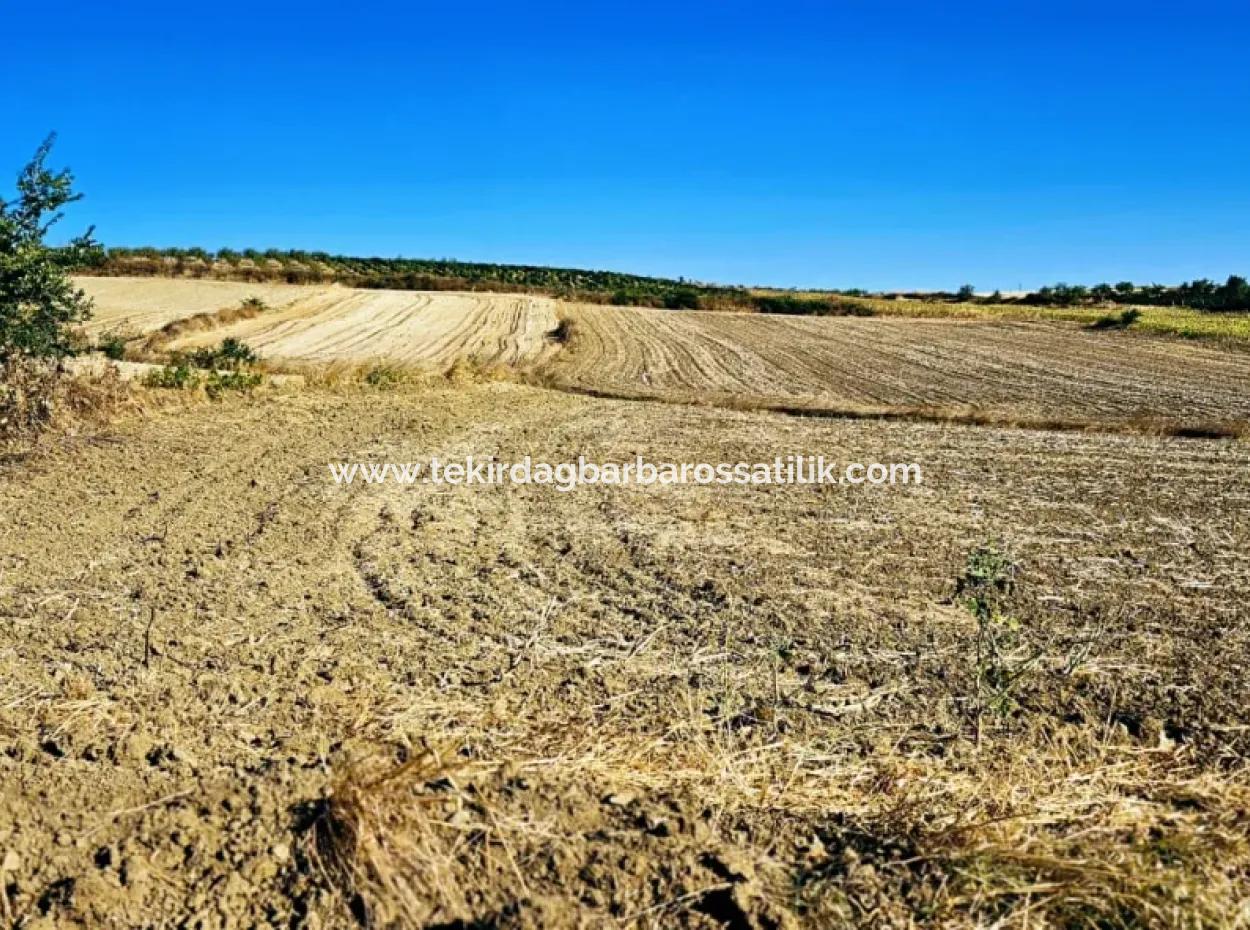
[4,0,1248,290]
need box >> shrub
[1,135,98,364]
[364,365,403,388]
[1087,308,1141,331]
[754,295,874,317]
[189,337,258,371]
[96,332,129,360]
[143,361,200,390]
[205,369,261,399]
[662,288,701,310]
[1,135,98,437]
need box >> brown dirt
[2,381,1248,927]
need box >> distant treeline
[72,246,748,310]
[70,247,1250,315]
[1019,276,1250,313]
[868,278,1250,312]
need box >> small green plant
[204,369,261,399]
[143,361,200,390]
[188,337,257,371]
[957,544,1042,727]
[364,365,403,388]
[240,296,268,313]
[96,332,128,361]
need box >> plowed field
[3,382,1249,927]
[545,304,1250,425]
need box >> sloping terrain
[545,304,1250,426]
[76,277,324,336]
[170,289,561,368]
[1,383,1248,927]
[76,276,561,370]
[76,277,1250,431]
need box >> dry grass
[304,679,1250,928]
[873,298,1250,347]
[0,360,143,447]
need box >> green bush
[96,332,128,361]
[364,365,403,388]
[1,135,98,365]
[1,136,99,437]
[663,288,701,310]
[188,337,258,371]
[1087,308,1141,331]
[143,362,200,390]
[205,370,261,399]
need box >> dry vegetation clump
[136,296,271,359]
[0,359,135,445]
[444,355,516,385]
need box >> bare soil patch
[1,383,1247,927]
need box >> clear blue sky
[4,0,1248,291]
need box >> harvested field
[2,381,1249,927]
[76,277,562,370]
[75,277,322,336]
[76,277,1250,432]
[169,289,561,369]
[544,304,1250,428]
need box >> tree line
[71,249,1250,315]
[77,246,745,310]
[1020,277,1250,313]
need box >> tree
[0,135,96,364]
[956,284,976,301]
[1218,275,1250,312]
